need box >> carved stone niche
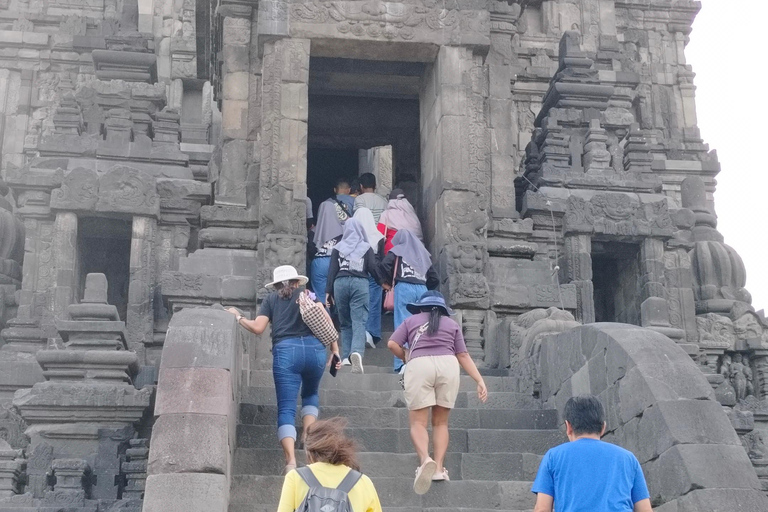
[436,190,489,245]
[263,234,306,270]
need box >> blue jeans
[393,281,428,372]
[272,336,326,441]
[366,275,382,340]
[310,256,331,299]
[334,276,369,360]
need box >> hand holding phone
[329,353,340,377]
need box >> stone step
[239,404,559,430]
[237,425,564,454]
[231,506,533,512]
[246,370,522,392]
[229,475,536,510]
[240,387,541,410]
[233,449,543,481]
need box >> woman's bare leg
[431,406,451,472]
[409,408,431,464]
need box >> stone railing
[536,323,768,511]
[143,308,251,512]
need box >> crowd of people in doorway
[226,171,654,512]
[306,173,437,375]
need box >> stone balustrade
[535,323,768,510]
[143,307,253,512]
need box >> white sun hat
[265,265,309,289]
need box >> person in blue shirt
[532,395,653,512]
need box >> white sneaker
[398,364,407,375]
[341,358,351,366]
[350,352,364,374]
[365,331,375,349]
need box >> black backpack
[295,466,362,512]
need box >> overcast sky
[686,2,768,313]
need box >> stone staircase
[228,317,565,512]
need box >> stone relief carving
[97,167,159,216]
[564,194,674,236]
[264,234,306,269]
[513,307,580,363]
[289,0,486,40]
[697,313,735,350]
[447,243,485,274]
[443,194,488,244]
[50,168,99,211]
[742,429,768,461]
[721,353,755,403]
[260,188,305,237]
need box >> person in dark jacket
[325,218,378,374]
[377,229,439,373]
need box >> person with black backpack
[277,418,382,512]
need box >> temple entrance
[306,148,358,218]
[307,57,422,217]
[591,241,642,325]
[77,217,132,321]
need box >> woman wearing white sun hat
[228,265,341,473]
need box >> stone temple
[0,0,767,510]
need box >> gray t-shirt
[258,288,314,345]
[354,193,388,223]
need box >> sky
[686,1,768,313]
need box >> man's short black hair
[563,395,605,435]
[359,173,376,190]
[349,179,361,195]
[335,178,350,189]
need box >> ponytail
[426,307,442,335]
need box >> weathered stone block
[634,399,741,463]
[143,473,228,512]
[280,83,308,122]
[155,367,233,416]
[223,72,249,101]
[148,414,229,475]
[618,361,715,423]
[644,444,761,504]
[160,309,237,370]
[221,99,248,140]
[653,488,768,512]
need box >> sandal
[432,468,450,481]
[413,458,437,495]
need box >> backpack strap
[335,469,362,494]
[296,467,323,489]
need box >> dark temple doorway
[77,217,132,321]
[307,148,359,219]
[306,56,422,217]
[591,241,642,325]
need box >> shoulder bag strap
[391,256,398,286]
[336,469,363,494]
[406,322,430,363]
[296,466,323,488]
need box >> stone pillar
[488,3,519,219]
[358,146,393,198]
[563,234,594,324]
[218,7,253,206]
[256,37,310,287]
[49,212,78,335]
[426,45,491,306]
[127,216,156,360]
